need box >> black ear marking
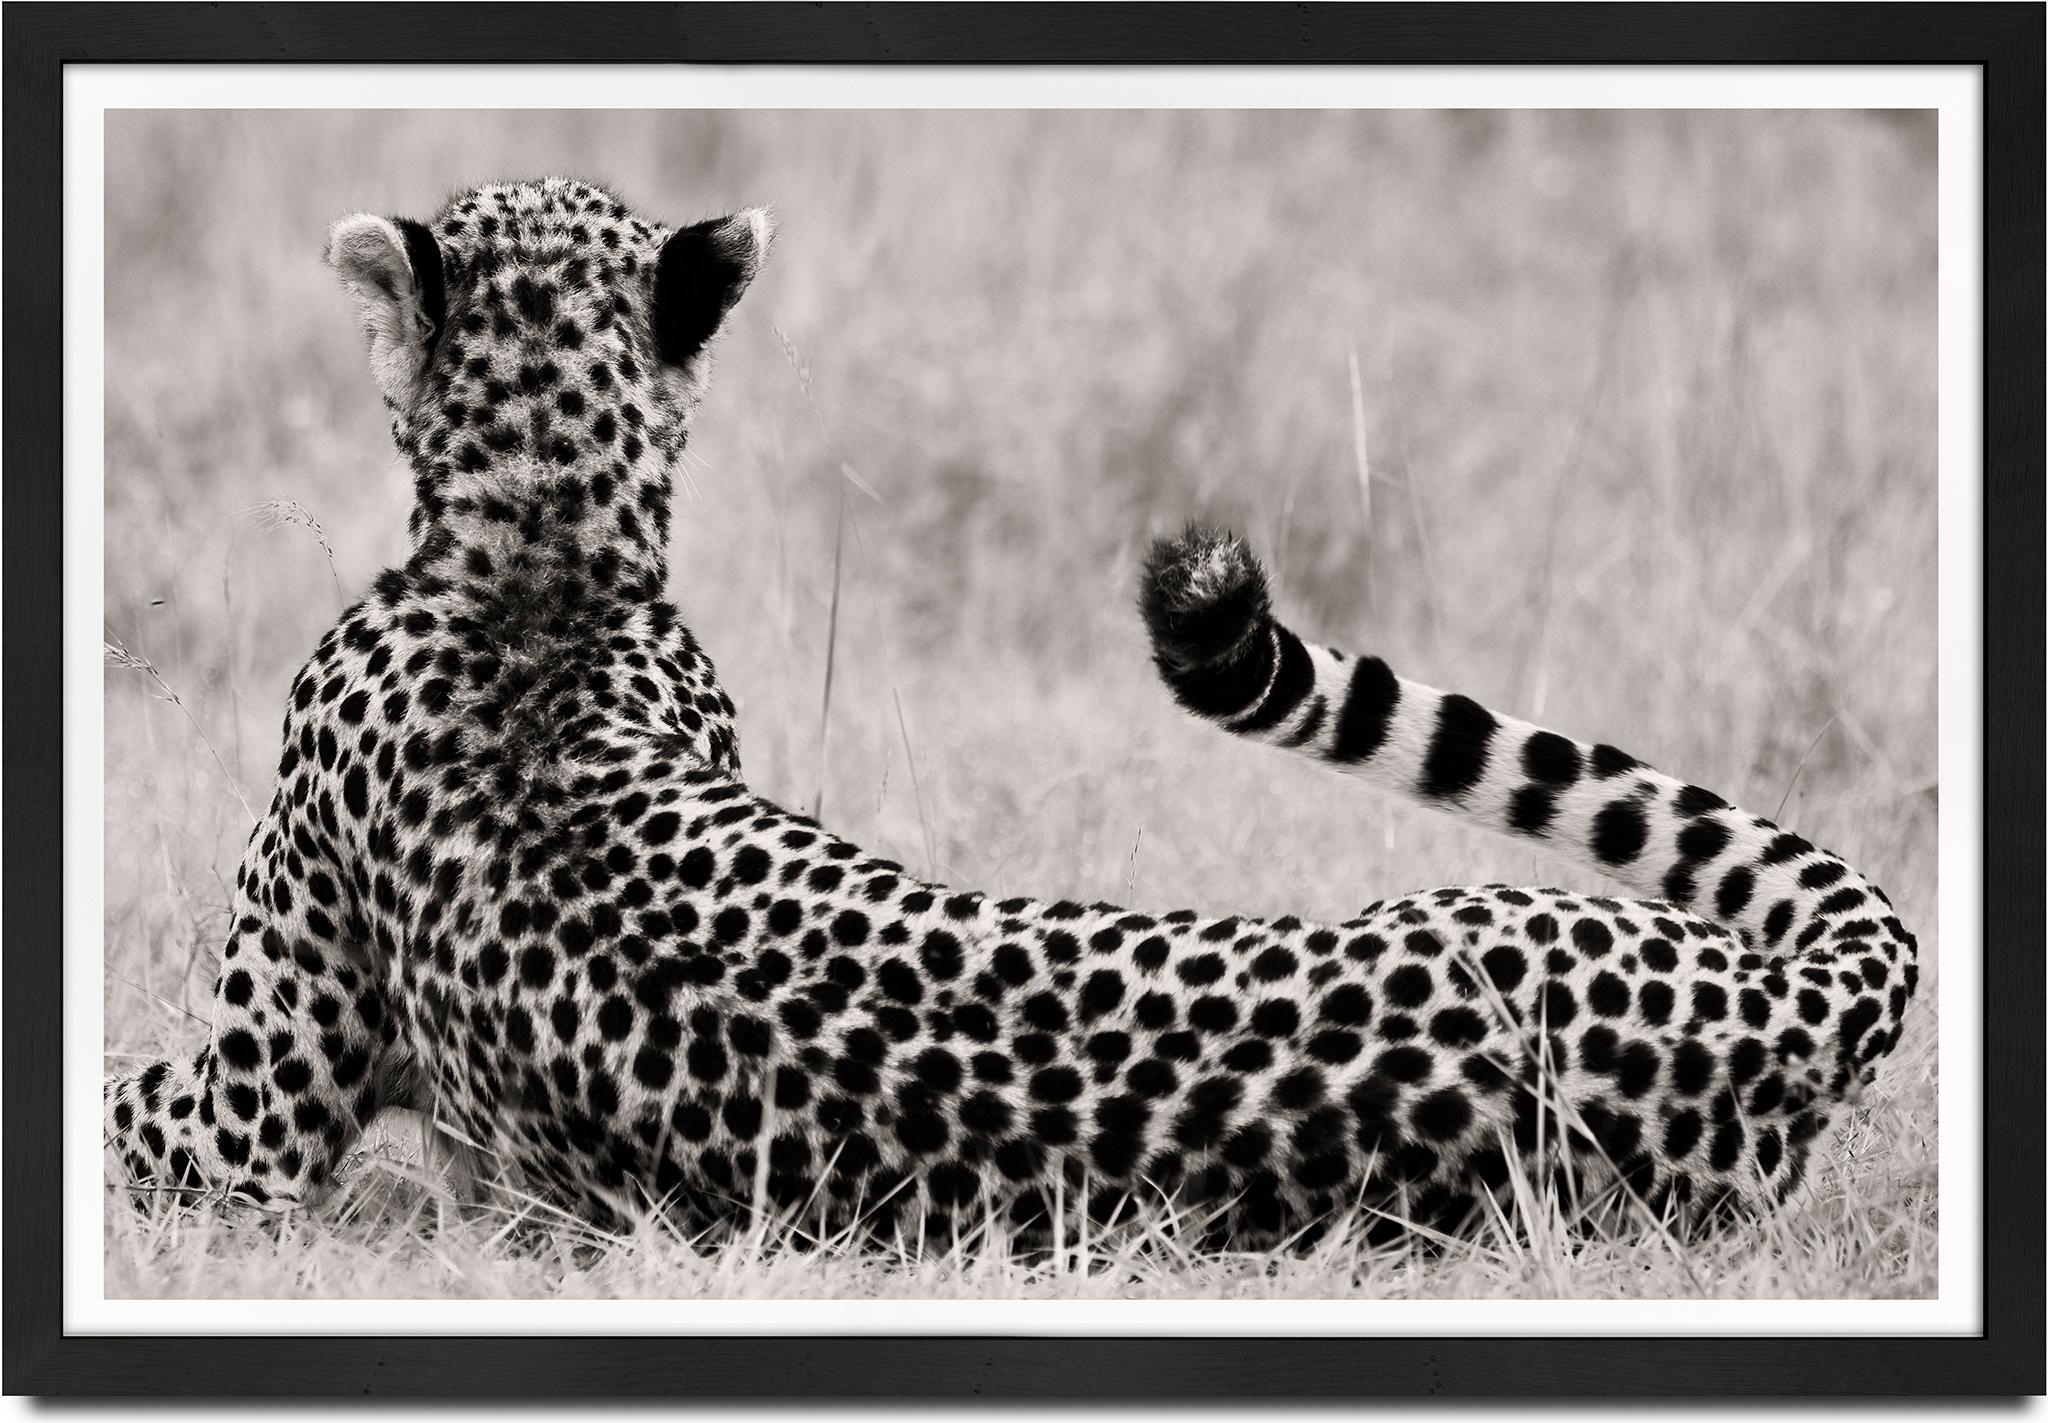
[653,219,751,367]
[394,218,446,354]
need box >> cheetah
[105,178,1918,1248]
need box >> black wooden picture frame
[6,1,2041,1397]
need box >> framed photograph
[7,1,2041,1398]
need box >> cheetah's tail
[1138,527,1918,1087]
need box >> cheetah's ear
[653,207,774,370]
[325,213,446,404]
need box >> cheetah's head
[325,177,771,543]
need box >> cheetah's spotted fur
[106,178,1918,1245]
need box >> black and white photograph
[2,0,2038,1393]
[92,95,1948,1312]
[1,0,2034,1395]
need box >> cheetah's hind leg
[104,857,402,1212]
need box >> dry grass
[102,109,1938,1300]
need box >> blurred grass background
[104,109,1938,1298]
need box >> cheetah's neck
[401,440,681,610]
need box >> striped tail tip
[1139,527,1271,672]
[1140,528,1287,722]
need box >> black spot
[1692,982,1728,1021]
[1386,964,1433,1009]
[1663,1109,1703,1159]
[1272,1067,1326,1110]
[1676,818,1731,865]
[1250,946,1299,982]
[1521,730,1582,785]
[878,958,924,1005]
[1838,996,1882,1054]
[1404,929,1444,958]
[1419,694,1497,799]
[1638,980,1675,1026]
[993,943,1036,986]
[920,930,964,981]
[342,765,369,819]
[1587,971,1630,1017]
[960,1090,1013,1136]
[1763,900,1796,946]
[1221,1123,1272,1169]
[995,1136,1045,1181]
[1671,1038,1715,1095]
[1590,800,1649,866]
[1480,946,1526,991]
[1614,1041,1659,1098]
[1030,1066,1083,1104]
[1251,999,1299,1037]
[728,1015,772,1057]
[1578,1024,1619,1074]
[1538,981,1578,1027]
[1709,1120,1746,1172]
[1759,831,1813,865]
[1080,969,1126,1019]
[1125,1059,1178,1099]
[1319,983,1372,1026]
[1328,656,1401,764]
[894,1103,950,1155]
[641,810,682,845]
[1800,859,1848,890]
[1429,1007,1488,1048]
[1188,996,1237,1034]
[1348,1074,1401,1129]
[1747,1073,1785,1115]
[1411,1087,1472,1142]
[1307,1030,1362,1064]
[1589,744,1639,778]
[1508,786,1557,835]
[1090,1097,1151,1177]
[1374,1045,1433,1083]
[1571,918,1614,958]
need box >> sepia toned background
[104,109,1938,1299]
